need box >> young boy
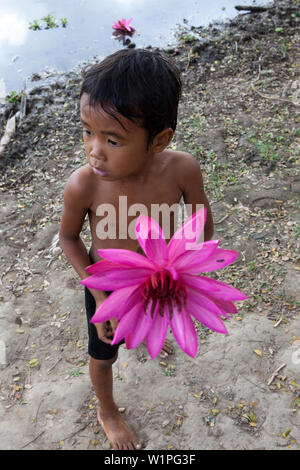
[59,49,213,450]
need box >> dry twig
[267,363,286,386]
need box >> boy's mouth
[91,166,108,176]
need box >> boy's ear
[151,128,174,153]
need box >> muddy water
[0,0,266,95]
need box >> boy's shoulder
[161,149,202,179]
[163,148,200,166]
[66,163,94,189]
[64,163,95,206]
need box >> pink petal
[186,296,228,334]
[90,284,142,324]
[145,308,169,359]
[112,18,134,31]
[186,285,223,315]
[111,304,141,344]
[193,248,238,273]
[124,18,133,31]
[81,265,151,291]
[213,298,238,314]
[170,308,198,357]
[168,207,206,262]
[97,248,154,269]
[182,273,248,301]
[126,304,154,349]
[125,333,132,349]
[212,299,238,320]
[136,215,168,267]
[85,259,120,274]
[172,240,219,272]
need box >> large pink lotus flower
[112,18,135,33]
[81,208,247,359]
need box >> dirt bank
[0,0,299,450]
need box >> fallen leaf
[236,403,245,411]
[253,349,262,357]
[249,410,258,423]
[176,415,184,426]
[28,358,39,368]
[89,439,99,446]
[242,413,251,422]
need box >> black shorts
[85,251,125,360]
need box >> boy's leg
[89,354,141,450]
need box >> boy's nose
[90,140,106,160]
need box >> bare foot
[159,338,173,358]
[97,407,141,450]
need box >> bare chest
[88,177,183,252]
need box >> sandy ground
[0,263,299,450]
[0,0,299,450]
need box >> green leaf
[249,410,258,423]
[28,358,39,368]
[70,369,83,377]
[242,413,251,422]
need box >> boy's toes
[159,350,169,358]
[159,338,173,358]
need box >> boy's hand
[94,297,119,344]
[95,321,116,344]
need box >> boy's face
[80,93,152,181]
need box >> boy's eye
[83,129,92,136]
[108,138,120,146]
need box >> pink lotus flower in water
[81,208,247,359]
[112,18,135,33]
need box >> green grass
[5,90,23,103]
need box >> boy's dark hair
[80,49,181,147]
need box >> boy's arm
[59,169,108,319]
[59,169,93,278]
[177,153,214,241]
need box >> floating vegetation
[29,14,68,30]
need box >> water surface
[0,0,264,95]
